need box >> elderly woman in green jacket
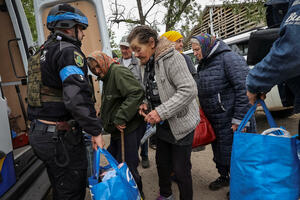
[87,51,145,198]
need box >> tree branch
[165,0,175,31]
[144,0,162,18]
[136,0,145,25]
[166,0,191,31]
[111,19,141,24]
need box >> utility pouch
[53,129,70,168]
[63,120,83,146]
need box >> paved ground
[46,110,300,200]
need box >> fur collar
[155,37,175,61]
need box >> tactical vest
[27,41,64,107]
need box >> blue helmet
[47,3,88,31]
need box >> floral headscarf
[192,33,216,59]
[87,51,116,73]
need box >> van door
[0,0,35,198]
[0,0,33,133]
[34,0,111,109]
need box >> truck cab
[0,0,110,199]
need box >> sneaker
[156,194,174,200]
[149,144,156,150]
[208,176,230,191]
[141,157,150,168]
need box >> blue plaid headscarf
[192,33,217,59]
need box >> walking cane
[120,129,125,162]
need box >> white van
[183,29,292,111]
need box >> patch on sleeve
[74,51,84,67]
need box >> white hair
[190,38,200,45]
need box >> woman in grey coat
[191,33,256,192]
[128,25,199,200]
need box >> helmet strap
[75,25,79,41]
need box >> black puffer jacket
[197,40,256,166]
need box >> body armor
[27,44,63,107]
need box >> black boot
[209,176,230,191]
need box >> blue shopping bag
[230,100,300,200]
[88,148,141,200]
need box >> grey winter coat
[154,38,200,141]
[196,40,256,166]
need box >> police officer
[27,3,104,200]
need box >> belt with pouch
[32,120,70,133]
[32,120,71,167]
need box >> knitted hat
[161,31,183,42]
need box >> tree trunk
[136,0,146,25]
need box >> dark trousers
[216,163,230,177]
[211,140,231,177]
[28,120,87,200]
[156,138,193,200]
[107,124,144,193]
[140,139,148,159]
[138,122,148,159]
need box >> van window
[229,41,249,56]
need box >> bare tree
[108,0,201,31]
[108,0,163,26]
[107,0,202,47]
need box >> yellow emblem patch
[74,51,84,67]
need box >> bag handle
[259,100,277,128]
[261,127,290,136]
[237,99,278,132]
[93,148,119,179]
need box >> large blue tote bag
[230,100,300,200]
[88,148,141,200]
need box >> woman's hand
[139,103,148,117]
[247,91,266,105]
[115,124,126,132]
[92,134,105,150]
[144,110,161,125]
[232,124,246,132]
